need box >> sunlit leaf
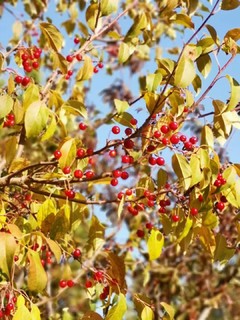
[196,54,212,78]
[146,73,162,92]
[0,232,17,279]
[101,0,119,16]
[77,55,93,81]
[25,101,49,138]
[160,302,175,320]
[226,75,240,110]
[59,137,77,168]
[174,56,196,88]
[147,229,164,261]
[114,99,130,114]
[106,293,127,320]
[27,249,48,292]
[172,153,192,190]
[40,22,63,51]
[0,94,14,119]
[118,42,131,63]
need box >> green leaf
[27,249,48,292]
[174,56,196,88]
[147,229,164,261]
[105,293,127,320]
[214,234,235,263]
[221,0,240,11]
[59,137,77,169]
[118,42,131,63]
[201,125,214,150]
[25,102,49,138]
[0,232,17,279]
[226,75,240,110]
[41,113,57,141]
[114,99,129,114]
[40,22,63,51]
[0,94,14,119]
[160,302,175,320]
[172,154,192,190]
[146,73,162,92]
[196,54,212,78]
[77,55,93,81]
[101,0,119,16]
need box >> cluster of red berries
[3,113,15,128]
[112,120,138,135]
[110,169,129,187]
[158,198,171,214]
[93,62,104,74]
[20,47,42,73]
[0,294,17,318]
[14,74,30,86]
[213,173,226,187]
[59,279,75,288]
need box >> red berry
[153,130,161,138]
[216,201,225,211]
[85,280,92,288]
[121,171,129,180]
[122,155,130,163]
[87,148,94,156]
[169,121,178,131]
[67,70,73,76]
[130,118,137,126]
[220,195,227,203]
[93,66,99,73]
[24,64,33,73]
[159,200,166,207]
[15,75,23,84]
[180,135,187,142]
[33,51,41,59]
[14,255,19,262]
[21,53,29,60]
[214,179,222,187]
[190,208,198,216]
[113,169,121,178]
[136,229,145,238]
[65,74,70,80]
[159,206,166,213]
[144,190,151,198]
[64,189,75,199]
[170,133,180,144]
[156,157,165,166]
[32,61,39,69]
[112,125,120,134]
[189,136,198,144]
[161,125,169,134]
[54,150,62,160]
[66,55,74,62]
[110,178,118,186]
[148,156,156,165]
[62,166,71,174]
[146,222,153,230]
[98,62,104,68]
[125,189,132,196]
[76,53,82,61]
[184,141,193,150]
[109,150,117,159]
[21,76,30,86]
[125,127,132,136]
[72,248,81,259]
[67,279,74,287]
[79,122,87,130]
[74,169,83,179]
[59,280,67,288]
[100,292,107,300]
[198,194,204,202]
[76,148,86,158]
[147,145,156,152]
[94,271,104,282]
[147,199,155,207]
[172,214,180,222]
[124,139,134,149]
[74,37,80,44]
[162,137,169,145]
[7,113,15,120]
[117,192,124,200]
[85,170,94,179]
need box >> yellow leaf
[147,229,164,261]
[27,250,48,292]
[106,294,127,320]
[40,22,63,51]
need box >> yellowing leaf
[190,154,202,187]
[106,293,127,320]
[114,99,129,114]
[177,216,193,243]
[222,0,240,11]
[51,51,68,74]
[160,302,175,320]
[146,73,162,92]
[157,169,168,190]
[147,229,164,261]
[173,13,194,29]
[196,54,212,78]
[82,311,103,320]
[27,249,48,292]
[86,4,98,31]
[0,94,13,119]
[62,100,87,118]
[214,234,235,263]
[226,75,240,110]
[13,304,32,320]
[101,0,119,16]
[23,84,40,110]
[174,56,196,88]
[24,101,49,138]
[77,55,93,81]
[41,113,57,141]
[31,304,41,320]
[141,306,154,320]
[88,216,105,251]
[44,238,62,263]
[117,196,125,220]
[59,137,76,169]
[40,22,63,51]
[201,125,214,150]
[118,42,131,63]
[0,232,17,279]
[172,154,192,190]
